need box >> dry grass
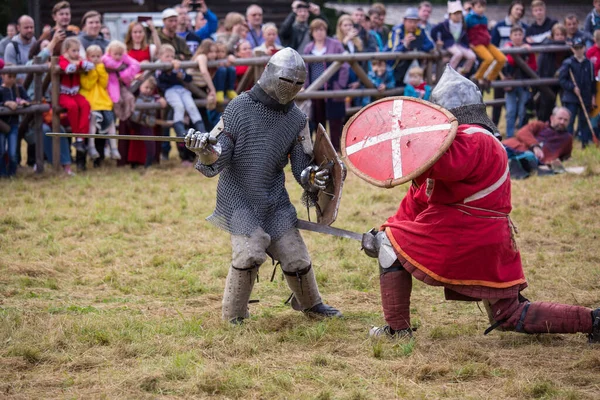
[1,143,600,399]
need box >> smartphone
[138,16,152,23]
[190,0,204,11]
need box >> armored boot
[222,265,259,323]
[284,265,342,318]
[589,308,600,343]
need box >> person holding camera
[180,0,218,41]
[280,1,329,52]
[50,2,76,41]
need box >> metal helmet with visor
[257,47,306,105]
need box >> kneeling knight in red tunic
[358,66,599,342]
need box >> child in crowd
[363,59,395,106]
[586,29,600,76]
[214,42,238,104]
[559,37,597,148]
[156,44,205,158]
[504,26,536,138]
[431,1,476,76]
[404,66,431,100]
[190,39,217,106]
[80,45,118,160]
[465,0,506,88]
[102,40,140,122]
[58,37,94,163]
[234,39,253,91]
[129,77,167,169]
[0,66,29,177]
[253,23,283,56]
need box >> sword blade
[297,219,362,241]
[46,132,184,142]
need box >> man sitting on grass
[503,107,573,178]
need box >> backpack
[8,40,21,65]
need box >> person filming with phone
[181,0,218,40]
[280,1,329,52]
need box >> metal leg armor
[268,228,341,317]
[221,265,259,323]
[222,229,271,323]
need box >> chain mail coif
[195,86,312,241]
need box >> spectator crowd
[0,0,599,178]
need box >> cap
[295,2,309,9]
[161,8,178,20]
[448,1,463,15]
[404,7,420,20]
[571,37,585,48]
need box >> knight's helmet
[430,65,499,136]
[257,47,306,105]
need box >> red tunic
[382,124,526,289]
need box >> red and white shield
[341,97,457,188]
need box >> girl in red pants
[58,37,94,161]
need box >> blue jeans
[213,66,235,92]
[505,87,530,138]
[42,124,71,165]
[564,102,593,147]
[0,123,18,176]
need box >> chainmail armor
[449,104,499,136]
[196,85,313,241]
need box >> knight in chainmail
[185,48,342,323]
[361,65,600,343]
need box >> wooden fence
[0,45,571,173]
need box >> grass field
[1,143,600,399]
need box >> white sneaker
[110,148,121,160]
[369,325,412,339]
[88,147,100,159]
[104,145,111,159]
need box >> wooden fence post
[50,57,61,171]
[33,56,44,174]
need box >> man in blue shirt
[387,7,434,87]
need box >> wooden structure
[0,44,574,174]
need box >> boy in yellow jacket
[79,45,120,161]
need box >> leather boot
[589,308,600,343]
[284,265,342,317]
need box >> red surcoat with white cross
[382,124,527,289]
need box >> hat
[571,37,585,48]
[448,1,463,15]
[295,2,309,9]
[403,7,420,20]
[161,8,178,20]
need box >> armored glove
[300,165,330,192]
[184,128,221,165]
[361,228,381,258]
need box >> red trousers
[59,93,90,134]
[379,269,594,335]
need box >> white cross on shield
[341,97,458,188]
